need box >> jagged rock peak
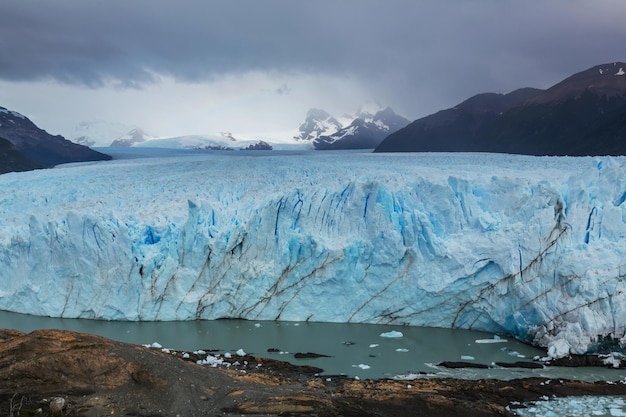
[313,107,410,150]
[355,101,384,118]
[294,108,343,141]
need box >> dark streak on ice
[614,191,626,207]
[452,209,569,330]
[584,207,597,244]
[274,197,284,237]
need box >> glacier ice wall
[1,152,626,355]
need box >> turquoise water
[1,310,623,381]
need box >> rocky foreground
[1,329,626,417]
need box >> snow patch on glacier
[1,151,626,355]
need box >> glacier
[1,150,626,356]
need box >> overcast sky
[0,0,625,140]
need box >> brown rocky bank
[1,329,626,417]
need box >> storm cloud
[1,0,625,136]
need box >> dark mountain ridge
[375,62,626,155]
[0,106,111,173]
[529,62,626,104]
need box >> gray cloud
[275,84,291,95]
[1,0,625,120]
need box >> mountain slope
[481,88,626,155]
[0,107,111,167]
[376,62,626,155]
[375,89,543,152]
[0,135,40,174]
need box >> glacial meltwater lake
[2,310,624,382]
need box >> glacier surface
[1,151,626,356]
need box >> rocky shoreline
[2,329,626,417]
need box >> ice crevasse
[1,152,626,357]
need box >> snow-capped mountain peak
[313,106,410,150]
[0,107,26,120]
[70,121,148,147]
[110,127,155,147]
[293,108,343,141]
[293,105,409,150]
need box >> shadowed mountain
[0,106,111,169]
[375,62,626,156]
[0,135,40,174]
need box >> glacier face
[1,151,626,355]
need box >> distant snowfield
[1,150,626,357]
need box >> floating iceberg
[1,151,626,356]
[380,331,404,339]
